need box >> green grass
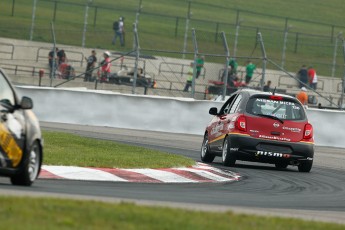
[0,196,344,230]
[1,0,345,77]
[42,130,194,168]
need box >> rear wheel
[222,137,236,166]
[298,160,313,172]
[11,141,41,186]
[200,133,215,163]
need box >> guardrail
[1,63,49,77]
[158,62,206,79]
[36,47,85,67]
[0,42,14,60]
[16,86,345,148]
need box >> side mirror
[209,107,218,115]
[20,96,33,110]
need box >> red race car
[201,88,314,172]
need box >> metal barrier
[1,63,49,77]
[36,47,85,67]
[0,42,15,59]
[158,62,206,79]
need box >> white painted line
[173,168,234,182]
[42,166,127,182]
[123,168,197,183]
[194,163,241,178]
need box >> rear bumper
[228,134,314,164]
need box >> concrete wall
[16,86,345,148]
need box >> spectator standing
[183,62,194,92]
[297,65,308,88]
[84,50,97,82]
[296,87,308,106]
[263,80,272,92]
[48,47,58,73]
[57,49,66,65]
[195,56,205,79]
[308,66,318,90]
[245,60,256,84]
[99,51,111,82]
[228,59,238,77]
[112,17,125,46]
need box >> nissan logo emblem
[273,122,280,128]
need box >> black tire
[200,133,215,163]
[298,160,313,173]
[11,141,42,186]
[222,137,236,166]
[275,162,289,169]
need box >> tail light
[236,115,247,132]
[303,123,313,139]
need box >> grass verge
[42,130,195,168]
[0,197,343,230]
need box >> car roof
[237,88,297,101]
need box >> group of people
[297,65,318,90]
[48,48,75,79]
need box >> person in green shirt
[229,59,238,76]
[184,62,194,92]
[195,55,205,79]
[245,60,256,84]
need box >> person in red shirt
[99,51,111,82]
[308,66,317,90]
[296,87,308,106]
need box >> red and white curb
[39,163,241,183]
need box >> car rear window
[246,96,306,120]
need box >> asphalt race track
[1,122,345,224]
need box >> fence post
[29,0,37,41]
[257,32,267,91]
[294,32,299,53]
[233,10,242,59]
[82,0,92,48]
[191,28,198,98]
[331,25,335,43]
[282,19,292,69]
[53,1,57,22]
[215,22,219,43]
[341,36,345,108]
[93,7,98,28]
[50,21,57,85]
[332,32,342,78]
[221,32,230,101]
[11,0,15,16]
[182,1,191,59]
[132,23,140,95]
[175,17,179,37]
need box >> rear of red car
[202,90,314,172]
[228,93,314,172]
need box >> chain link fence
[1,0,345,108]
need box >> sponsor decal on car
[255,151,290,158]
[282,126,301,133]
[259,134,291,142]
[210,123,224,136]
[256,98,295,106]
[0,123,23,167]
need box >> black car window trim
[220,93,238,115]
[229,94,243,114]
